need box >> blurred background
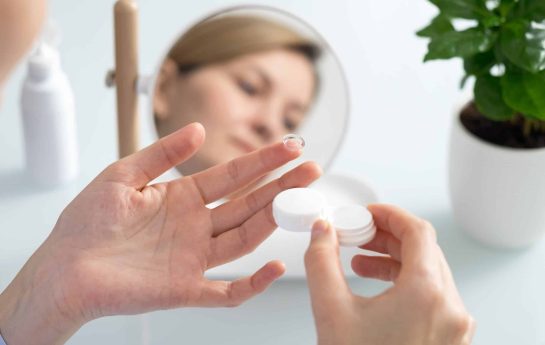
[1,0,544,344]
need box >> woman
[153,15,321,175]
[0,2,474,344]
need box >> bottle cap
[28,43,61,80]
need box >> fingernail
[311,220,328,239]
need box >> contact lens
[282,134,305,151]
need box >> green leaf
[464,50,497,75]
[499,0,518,19]
[474,74,515,120]
[501,69,545,119]
[482,15,503,28]
[430,0,491,19]
[460,50,498,88]
[417,14,455,38]
[500,19,545,73]
[521,0,545,21]
[424,28,498,61]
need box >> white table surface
[1,0,544,344]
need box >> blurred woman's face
[154,49,315,175]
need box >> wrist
[0,242,86,345]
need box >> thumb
[304,220,350,312]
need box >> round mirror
[145,5,349,191]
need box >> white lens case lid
[273,186,377,247]
[272,188,327,233]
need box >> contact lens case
[273,188,377,247]
[272,134,377,247]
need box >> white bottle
[20,43,78,186]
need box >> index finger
[105,122,205,189]
[190,142,302,204]
[366,204,440,278]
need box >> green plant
[417,0,545,137]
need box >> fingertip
[306,163,323,186]
[311,219,332,241]
[254,261,285,291]
[350,254,384,278]
[366,203,379,212]
[302,161,323,179]
[168,122,206,152]
[191,121,204,131]
[278,140,303,158]
[187,122,206,143]
[357,232,381,250]
[350,255,401,282]
[267,260,286,278]
[350,254,365,276]
[366,203,389,215]
[311,218,329,231]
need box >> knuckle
[420,219,437,240]
[237,226,250,250]
[264,206,276,227]
[243,244,258,256]
[304,249,313,267]
[103,161,136,183]
[386,236,400,256]
[245,192,260,213]
[227,160,241,183]
[387,264,400,281]
[237,230,260,257]
[259,148,274,170]
[412,261,438,282]
[315,312,343,333]
[159,139,178,168]
[450,313,473,340]
[226,300,243,308]
[225,282,248,308]
[104,162,125,177]
[276,175,288,191]
[412,280,444,310]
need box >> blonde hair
[167,14,321,74]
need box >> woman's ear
[153,58,179,120]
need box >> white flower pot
[449,112,545,248]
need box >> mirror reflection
[152,8,348,178]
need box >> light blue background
[1,0,544,344]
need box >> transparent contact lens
[282,134,305,151]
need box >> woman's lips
[231,137,258,154]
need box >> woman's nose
[251,102,283,143]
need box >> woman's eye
[284,118,297,131]
[238,79,259,96]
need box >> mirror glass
[150,6,349,189]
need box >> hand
[304,204,475,345]
[0,123,321,345]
